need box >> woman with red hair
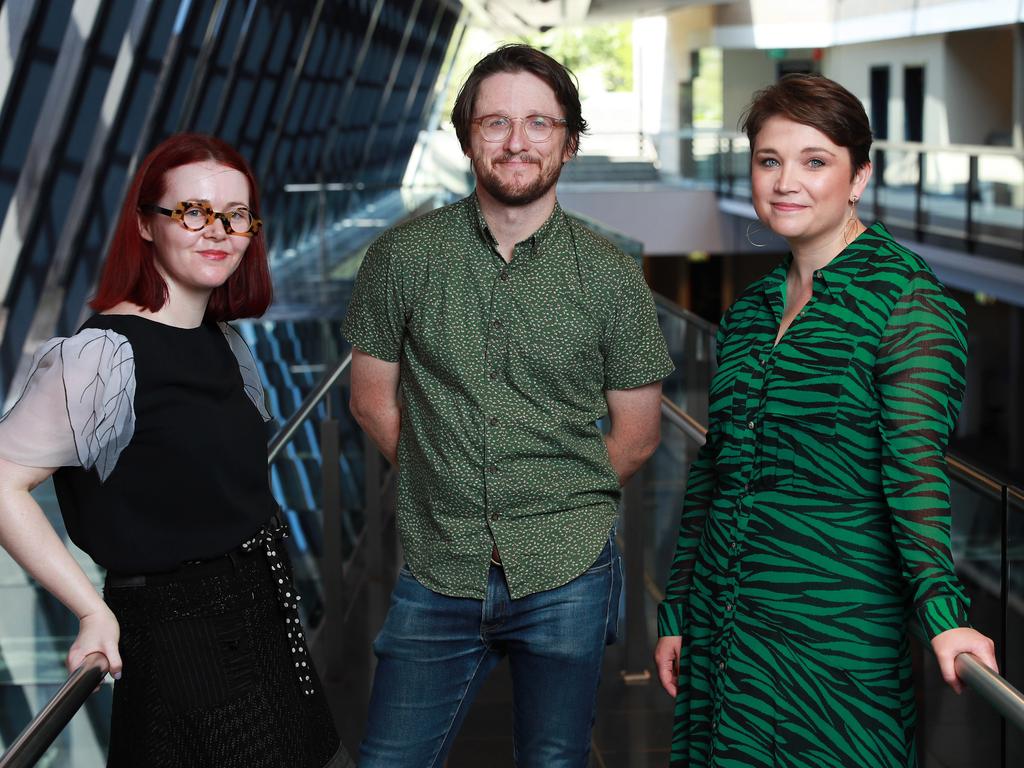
[0,133,350,767]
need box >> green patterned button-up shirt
[343,194,673,599]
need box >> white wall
[944,26,1015,145]
[824,33,949,143]
[722,49,775,132]
[826,27,1015,148]
[557,185,726,254]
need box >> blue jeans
[358,536,622,768]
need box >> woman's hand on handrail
[931,627,997,694]
[0,457,122,685]
[654,636,682,697]
[68,607,121,683]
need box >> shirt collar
[468,192,567,256]
[762,220,891,310]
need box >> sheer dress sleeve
[218,322,271,422]
[0,329,135,481]
[875,273,971,638]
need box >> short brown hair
[452,44,588,156]
[741,74,872,172]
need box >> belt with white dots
[240,514,314,697]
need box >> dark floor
[444,641,674,768]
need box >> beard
[472,151,564,207]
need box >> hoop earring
[745,221,767,248]
[843,195,860,245]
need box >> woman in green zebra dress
[653,74,998,767]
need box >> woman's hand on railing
[654,636,682,697]
[68,606,122,683]
[931,627,997,694]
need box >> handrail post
[1000,484,1009,766]
[364,433,386,632]
[714,138,723,197]
[915,150,925,240]
[320,417,345,682]
[621,467,651,684]
[966,154,978,253]
[872,146,882,220]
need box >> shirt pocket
[731,336,857,489]
[759,335,857,439]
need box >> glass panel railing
[644,130,1023,259]
[921,149,973,239]
[644,406,702,596]
[235,319,357,630]
[248,330,368,632]
[269,185,453,317]
[1009,490,1024,765]
[0,482,110,765]
[654,297,717,426]
[916,473,1008,766]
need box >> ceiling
[462,0,728,33]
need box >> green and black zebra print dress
[658,223,970,767]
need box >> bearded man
[343,44,673,768]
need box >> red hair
[91,133,272,321]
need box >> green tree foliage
[523,23,633,93]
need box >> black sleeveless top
[48,314,277,573]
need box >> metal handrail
[267,351,353,464]
[956,653,1024,732]
[657,395,1024,731]
[653,292,719,335]
[638,129,1024,160]
[0,652,109,768]
[660,398,707,447]
[947,454,1024,504]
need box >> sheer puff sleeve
[218,322,271,422]
[0,329,135,481]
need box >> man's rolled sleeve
[603,262,674,390]
[342,234,406,362]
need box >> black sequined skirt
[103,542,347,768]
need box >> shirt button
[718,660,725,670]
[489,417,498,426]
[489,370,498,380]
[747,420,755,430]
[487,464,498,473]
[500,271,509,282]
[490,511,500,521]
[492,319,502,329]
[726,603,733,612]
[730,540,738,550]
[815,270,823,278]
